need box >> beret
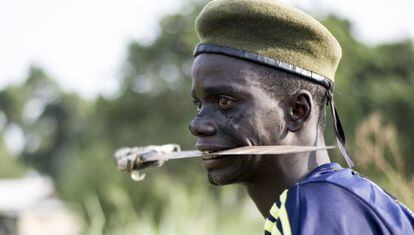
[194,0,342,89]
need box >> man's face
[190,54,287,185]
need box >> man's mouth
[196,142,241,160]
[201,150,223,160]
[198,146,237,160]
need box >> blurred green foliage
[0,1,413,234]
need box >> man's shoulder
[294,163,400,211]
[282,163,414,234]
[297,162,377,199]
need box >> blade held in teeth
[144,150,203,161]
[216,145,335,155]
[144,145,335,162]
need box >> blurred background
[0,0,413,234]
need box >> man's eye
[193,100,202,111]
[217,96,235,109]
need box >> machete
[114,144,335,181]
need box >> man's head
[189,0,343,185]
[190,53,328,185]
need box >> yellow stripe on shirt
[279,190,292,235]
[264,189,292,235]
[264,219,274,232]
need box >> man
[188,0,414,234]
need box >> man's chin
[206,167,250,185]
[207,172,238,185]
[202,154,254,185]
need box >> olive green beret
[194,0,342,88]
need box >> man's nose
[189,115,217,137]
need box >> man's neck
[245,149,331,217]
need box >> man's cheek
[251,108,283,143]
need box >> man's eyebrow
[203,84,246,95]
[190,84,248,98]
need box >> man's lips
[196,144,236,160]
[196,144,243,171]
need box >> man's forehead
[190,55,266,97]
[190,72,251,95]
[192,54,261,80]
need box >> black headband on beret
[194,44,334,91]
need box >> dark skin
[189,54,330,217]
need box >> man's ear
[287,90,312,132]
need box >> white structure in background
[0,173,81,235]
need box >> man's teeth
[202,150,217,158]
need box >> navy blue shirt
[264,163,414,235]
